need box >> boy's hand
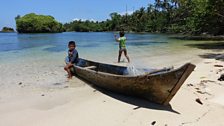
[67,62,73,67]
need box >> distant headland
[0,27,15,33]
[15,13,64,33]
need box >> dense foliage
[1,27,14,32]
[64,20,105,32]
[64,0,224,35]
[15,13,64,33]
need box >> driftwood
[214,65,224,67]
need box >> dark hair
[68,41,76,46]
[119,31,125,37]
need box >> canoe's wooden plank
[84,66,96,69]
[162,64,196,105]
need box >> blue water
[0,32,169,52]
[0,32,203,67]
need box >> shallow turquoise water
[0,32,207,68]
[0,32,212,88]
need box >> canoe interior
[76,58,171,76]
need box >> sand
[0,56,224,126]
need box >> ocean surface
[0,32,208,68]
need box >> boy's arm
[114,35,120,42]
[70,51,78,64]
[65,56,70,64]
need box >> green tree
[63,0,224,35]
[109,12,122,31]
[1,27,15,32]
[204,0,224,35]
[15,13,64,33]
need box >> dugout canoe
[72,58,196,105]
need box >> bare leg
[67,69,72,79]
[118,50,122,63]
[124,49,130,63]
[64,64,74,79]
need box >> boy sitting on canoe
[64,41,79,79]
[114,31,130,63]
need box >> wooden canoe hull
[73,59,195,105]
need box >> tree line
[64,0,224,35]
[0,27,14,32]
[15,0,224,35]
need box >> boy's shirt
[68,49,79,64]
[118,36,126,49]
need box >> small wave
[124,64,155,76]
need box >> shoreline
[2,31,224,41]
[169,35,224,41]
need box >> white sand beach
[1,0,224,124]
[0,53,224,126]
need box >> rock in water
[218,74,224,81]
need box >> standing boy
[114,31,130,63]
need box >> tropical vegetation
[1,27,14,32]
[64,0,224,35]
[15,13,64,33]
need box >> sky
[0,0,154,29]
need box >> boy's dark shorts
[119,48,127,52]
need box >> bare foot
[67,75,72,79]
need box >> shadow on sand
[185,42,224,50]
[186,42,224,61]
[198,53,224,61]
[74,76,180,114]
[99,88,180,114]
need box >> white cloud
[73,18,97,22]
[119,10,134,16]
